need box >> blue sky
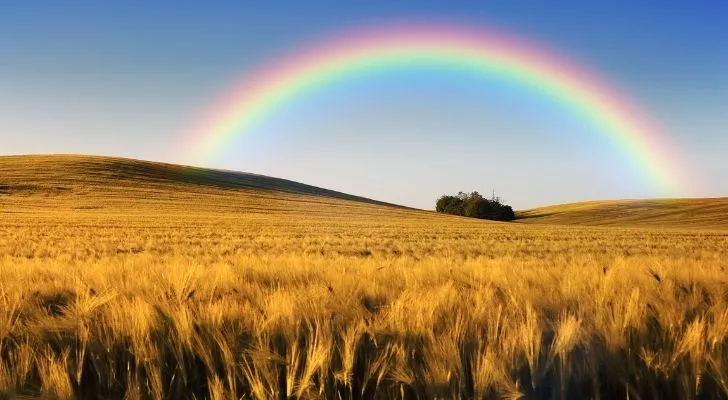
[1,1,726,209]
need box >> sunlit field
[1,156,727,399]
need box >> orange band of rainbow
[186,22,684,194]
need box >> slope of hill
[2,154,726,230]
[0,154,421,219]
[0,154,394,202]
[518,198,728,229]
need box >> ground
[1,155,727,399]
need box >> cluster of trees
[435,191,515,221]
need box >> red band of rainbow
[186,22,685,194]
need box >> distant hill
[2,155,725,230]
[518,198,728,229]
[0,154,397,204]
[0,155,423,219]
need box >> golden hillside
[519,198,728,229]
[4,154,725,230]
[0,154,421,219]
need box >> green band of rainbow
[186,22,684,194]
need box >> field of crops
[1,156,728,399]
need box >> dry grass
[1,155,728,399]
[519,198,728,229]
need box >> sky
[1,1,726,209]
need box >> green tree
[435,191,515,221]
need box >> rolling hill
[0,154,396,203]
[518,198,728,229]
[1,154,726,230]
[0,154,424,220]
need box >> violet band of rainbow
[186,22,685,195]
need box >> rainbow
[186,22,684,194]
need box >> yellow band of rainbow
[186,22,684,194]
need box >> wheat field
[1,155,727,399]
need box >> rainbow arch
[186,22,684,194]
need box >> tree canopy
[435,191,515,221]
